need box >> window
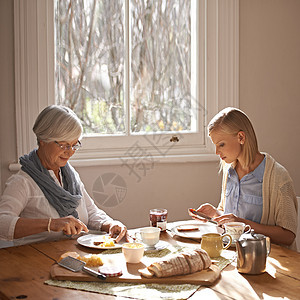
[12,0,239,168]
[55,0,195,135]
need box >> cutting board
[50,253,221,285]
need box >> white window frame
[11,0,239,170]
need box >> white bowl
[122,242,145,264]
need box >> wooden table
[0,227,299,300]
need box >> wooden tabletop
[0,226,299,300]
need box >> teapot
[236,229,271,274]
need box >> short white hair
[33,105,82,144]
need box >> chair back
[297,197,300,252]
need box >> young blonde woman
[196,107,298,250]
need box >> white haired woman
[196,107,297,249]
[0,105,127,247]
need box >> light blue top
[224,156,266,223]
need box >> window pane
[55,0,193,136]
[55,0,125,134]
[130,0,192,133]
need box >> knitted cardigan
[218,153,298,250]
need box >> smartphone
[188,208,218,225]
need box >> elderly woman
[0,105,127,246]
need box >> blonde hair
[208,107,258,169]
[33,105,82,144]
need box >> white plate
[77,234,123,249]
[144,240,169,251]
[170,222,224,239]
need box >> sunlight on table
[266,257,289,278]
[262,294,290,300]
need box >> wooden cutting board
[50,253,221,285]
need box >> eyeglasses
[54,140,82,151]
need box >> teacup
[135,227,161,247]
[200,233,232,258]
[122,242,145,264]
[224,222,251,242]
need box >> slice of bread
[183,251,203,273]
[148,262,163,277]
[138,267,155,278]
[177,225,199,232]
[195,248,212,269]
[176,253,191,274]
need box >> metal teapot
[236,229,271,274]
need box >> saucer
[143,240,168,251]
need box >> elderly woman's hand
[102,220,128,243]
[51,216,89,235]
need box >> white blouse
[0,168,113,246]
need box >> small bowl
[122,242,145,264]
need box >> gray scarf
[19,149,81,218]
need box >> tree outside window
[55,0,193,136]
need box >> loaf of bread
[139,248,211,278]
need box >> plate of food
[77,234,122,249]
[170,222,224,239]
